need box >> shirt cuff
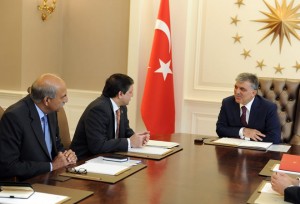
[50,162,53,171]
[127,138,131,150]
[239,128,245,139]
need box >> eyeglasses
[66,167,87,174]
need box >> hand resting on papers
[243,128,266,141]
[130,131,150,148]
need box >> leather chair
[0,106,4,119]
[258,77,300,145]
[57,107,71,149]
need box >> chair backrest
[0,106,4,119]
[57,107,71,149]
[258,77,300,144]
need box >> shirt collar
[110,98,119,112]
[35,104,45,120]
[240,96,255,111]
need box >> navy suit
[0,95,64,180]
[284,186,300,203]
[70,95,135,160]
[216,95,281,143]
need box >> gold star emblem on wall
[231,0,300,74]
[235,0,245,8]
[241,49,251,59]
[274,64,284,74]
[256,60,266,70]
[254,0,300,52]
[232,33,243,43]
[293,61,300,72]
[231,15,241,26]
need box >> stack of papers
[73,162,130,176]
[129,146,172,155]
[272,164,300,176]
[146,140,179,148]
[213,138,272,150]
[86,156,141,167]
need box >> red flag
[141,0,175,135]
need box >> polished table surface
[25,133,300,204]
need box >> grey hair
[235,73,259,90]
[29,74,60,103]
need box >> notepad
[74,162,130,175]
[279,154,300,173]
[0,183,34,199]
[212,138,272,150]
[0,192,69,204]
[146,140,179,149]
[128,146,172,155]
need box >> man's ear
[117,91,123,98]
[43,97,50,105]
[253,89,258,95]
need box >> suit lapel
[248,96,259,127]
[232,98,241,125]
[26,97,52,160]
[105,96,117,139]
[47,113,57,156]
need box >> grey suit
[70,95,135,160]
[0,95,64,180]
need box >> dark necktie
[42,115,52,158]
[240,106,247,127]
[116,109,121,138]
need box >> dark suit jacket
[0,95,64,180]
[285,186,300,203]
[70,95,135,160]
[216,95,281,143]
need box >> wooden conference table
[25,133,300,204]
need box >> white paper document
[146,140,179,148]
[213,138,272,150]
[128,146,172,155]
[0,192,69,204]
[268,145,291,152]
[86,156,141,167]
[254,181,291,204]
[260,182,280,194]
[74,162,130,175]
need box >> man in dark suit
[216,73,281,143]
[0,73,77,180]
[70,73,150,160]
[271,172,300,203]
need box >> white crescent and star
[149,19,173,81]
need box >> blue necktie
[42,115,52,159]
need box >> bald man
[0,73,77,180]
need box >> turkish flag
[141,0,175,135]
